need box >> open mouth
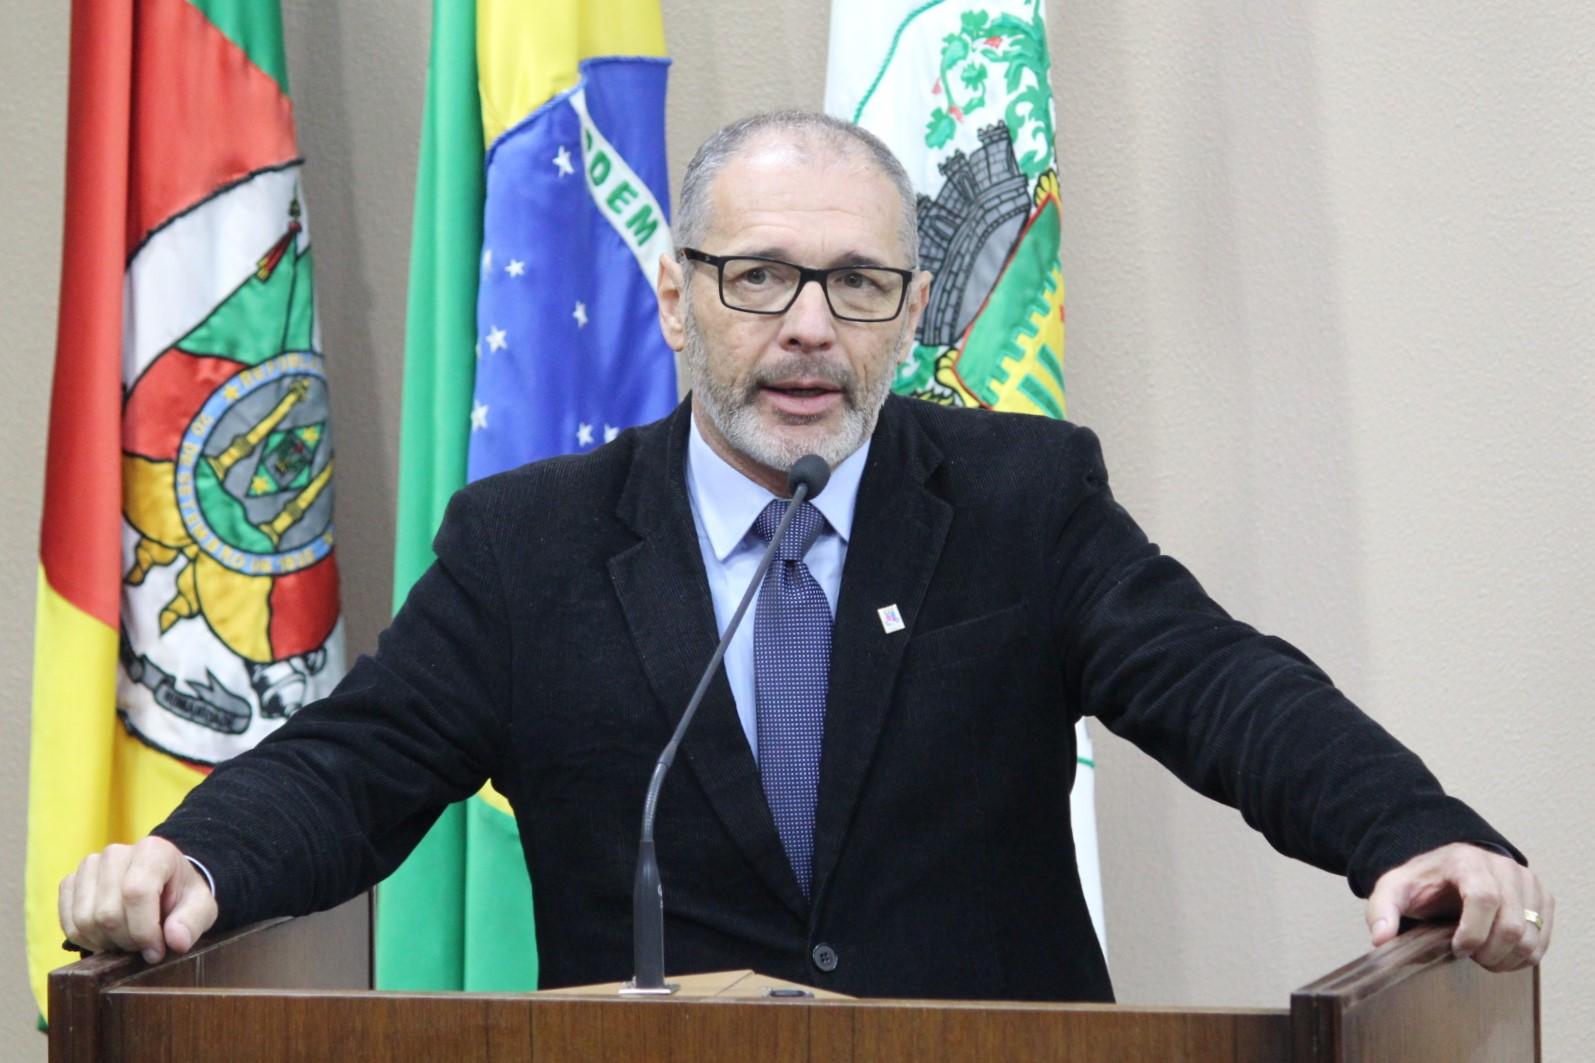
[761,381,844,416]
[769,385,836,398]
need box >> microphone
[624,454,831,994]
[786,453,830,502]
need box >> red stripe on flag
[128,0,299,254]
[40,0,135,629]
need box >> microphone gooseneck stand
[623,454,831,994]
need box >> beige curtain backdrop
[3,2,1590,1058]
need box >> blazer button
[811,943,839,972]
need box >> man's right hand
[59,837,218,963]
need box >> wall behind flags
[2,1,1592,1059]
[1,5,67,1059]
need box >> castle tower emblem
[915,123,1034,347]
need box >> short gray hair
[673,111,920,266]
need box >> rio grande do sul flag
[25,0,344,1015]
[825,0,1107,952]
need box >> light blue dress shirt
[685,416,871,762]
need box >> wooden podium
[49,896,1539,1062]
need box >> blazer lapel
[811,398,952,904]
[608,402,810,920]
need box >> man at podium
[59,112,1554,1000]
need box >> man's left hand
[1366,842,1553,970]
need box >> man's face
[658,138,930,488]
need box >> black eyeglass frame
[678,247,915,323]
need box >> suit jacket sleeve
[1048,428,1522,897]
[152,484,513,931]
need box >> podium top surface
[537,969,854,1000]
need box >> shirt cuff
[184,855,217,899]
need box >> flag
[26,0,345,1016]
[824,0,1105,951]
[377,0,676,991]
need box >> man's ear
[657,253,687,351]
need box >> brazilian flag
[379,0,677,990]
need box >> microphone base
[619,980,680,996]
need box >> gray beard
[679,304,908,473]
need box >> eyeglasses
[679,248,914,323]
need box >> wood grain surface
[51,914,1538,1062]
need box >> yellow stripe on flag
[26,570,115,1014]
[26,570,204,1016]
[476,0,665,147]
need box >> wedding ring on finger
[1523,908,1545,931]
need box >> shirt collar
[686,413,870,562]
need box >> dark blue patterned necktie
[752,499,831,898]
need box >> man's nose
[778,278,837,351]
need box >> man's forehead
[701,139,902,258]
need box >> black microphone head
[788,454,831,501]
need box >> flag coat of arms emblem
[826,0,1067,420]
[121,184,344,760]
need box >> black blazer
[156,396,1518,1001]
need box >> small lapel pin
[877,604,905,634]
